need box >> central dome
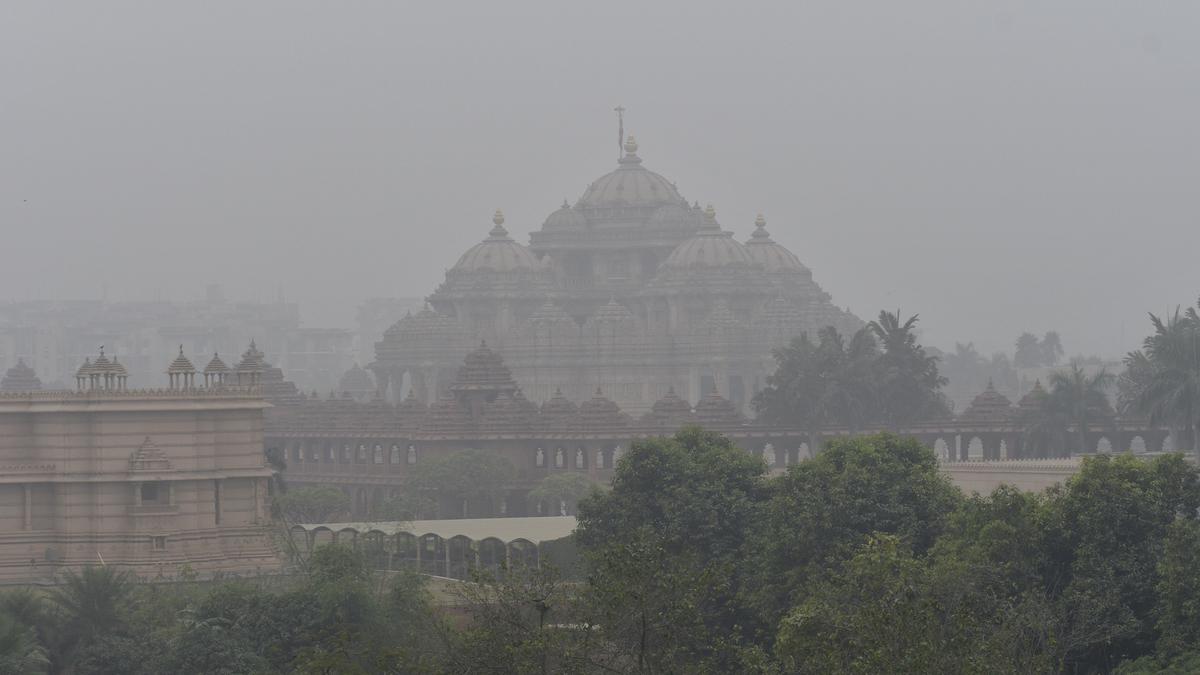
[452,210,542,273]
[575,136,686,210]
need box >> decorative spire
[618,134,642,165]
[488,209,510,239]
[750,213,772,240]
[697,204,721,233]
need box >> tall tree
[1120,301,1200,455]
[575,428,768,672]
[1041,331,1064,366]
[273,485,350,524]
[868,310,949,427]
[1014,332,1042,368]
[753,326,878,446]
[1046,362,1115,454]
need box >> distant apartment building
[0,286,353,393]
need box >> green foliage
[869,310,950,426]
[273,485,350,524]
[407,448,516,517]
[528,472,601,514]
[576,427,768,672]
[1120,301,1200,454]
[0,612,48,675]
[754,311,948,434]
[1154,518,1200,656]
[749,433,962,629]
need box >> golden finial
[492,209,505,226]
[624,135,638,155]
[704,204,716,220]
[755,213,766,228]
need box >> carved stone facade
[370,137,861,415]
[0,347,278,582]
[274,343,1171,518]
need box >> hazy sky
[3,2,1197,357]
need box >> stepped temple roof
[959,380,1015,423]
[1,359,42,392]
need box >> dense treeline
[4,429,1198,674]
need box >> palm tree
[0,612,48,675]
[49,566,133,650]
[868,310,948,428]
[1046,363,1115,455]
[1120,302,1200,455]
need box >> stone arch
[1096,437,1113,454]
[535,447,545,467]
[289,525,311,556]
[396,532,419,570]
[508,538,539,569]
[595,448,606,470]
[575,448,586,469]
[478,537,506,572]
[448,535,475,579]
[1130,435,1147,454]
[933,438,950,461]
[555,448,565,469]
[999,439,1009,460]
[1163,435,1176,453]
[311,526,334,549]
[967,436,984,460]
[798,442,811,460]
[361,530,388,569]
[336,527,359,546]
[418,534,446,576]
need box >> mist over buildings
[3,1,1198,357]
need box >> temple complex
[370,136,860,415]
[270,342,1170,518]
[0,345,278,583]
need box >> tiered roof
[958,380,1015,424]
[450,341,519,395]
[577,388,629,432]
[643,386,696,430]
[204,353,229,375]
[167,346,196,374]
[0,359,42,392]
[694,387,744,428]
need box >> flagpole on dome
[614,105,625,159]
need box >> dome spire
[750,213,772,240]
[618,134,643,166]
[488,209,510,239]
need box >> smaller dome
[167,346,196,374]
[542,200,588,230]
[744,214,809,274]
[451,211,542,274]
[661,205,758,271]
